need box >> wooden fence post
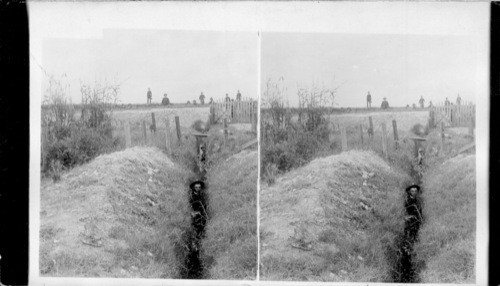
[210,105,215,124]
[124,121,131,148]
[468,117,475,138]
[429,110,435,129]
[224,118,228,145]
[392,119,399,150]
[175,116,182,143]
[441,122,445,153]
[381,122,388,159]
[251,110,257,134]
[151,112,157,133]
[142,120,147,144]
[359,124,364,146]
[164,117,171,154]
[341,126,347,152]
[368,116,374,138]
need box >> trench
[180,139,209,279]
[389,146,425,283]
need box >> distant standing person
[209,97,213,104]
[236,90,242,101]
[366,91,372,108]
[456,94,462,105]
[419,96,425,108]
[445,97,451,106]
[428,101,433,108]
[147,88,152,104]
[225,93,230,102]
[199,92,205,105]
[381,97,389,109]
[161,93,170,105]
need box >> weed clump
[261,78,338,182]
[42,76,120,178]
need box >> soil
[40,147,193,278]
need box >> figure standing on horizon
[366,91,372,108]
[456,94,462,105]
[147,88,152,105]
[162,93,170,105]
[445,97,451,106]
[381,97,389,109]
[236,90,242,101]
[209,97,213,104]
[419,96,425,108]
[199,92,205,105]
[225,93,230,102]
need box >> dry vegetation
[415,154,476,283]
[260,150,412,282]
[40,147,193,278]
[202,150,258,280]
[112,106,210,129]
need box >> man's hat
[383,97,387,100]
[189,181,205,190]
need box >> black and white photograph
[259,6,488,284]
[31,4,258,281]
[26,2,490,286]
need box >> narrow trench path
[181,180,208,279]
[391,184,423,282]
[180,140,209,279]
[390,148,425,283]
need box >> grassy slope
[40,147,193,278]
[202,150,258,280]
[415,154,476,283]
[260,150,411,282]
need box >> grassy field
[40,147,193,278]
[260,150,411,282]
[414,154,476,283]
[202,149,258,280]
[111,106,210,128]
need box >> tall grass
[201,150,258,280]
[42,77,120,179]
[414,154,476,283]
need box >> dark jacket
[381,100,389,109]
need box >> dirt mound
[260,150,411,282]
[40,146,193,278]
[202,150,258,280]
[415,154,476,283]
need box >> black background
[0,1,29,285]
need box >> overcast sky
[42,30,258,104]
[262,32,487,108]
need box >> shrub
[261,78,339,178]
[41,76,120,175]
